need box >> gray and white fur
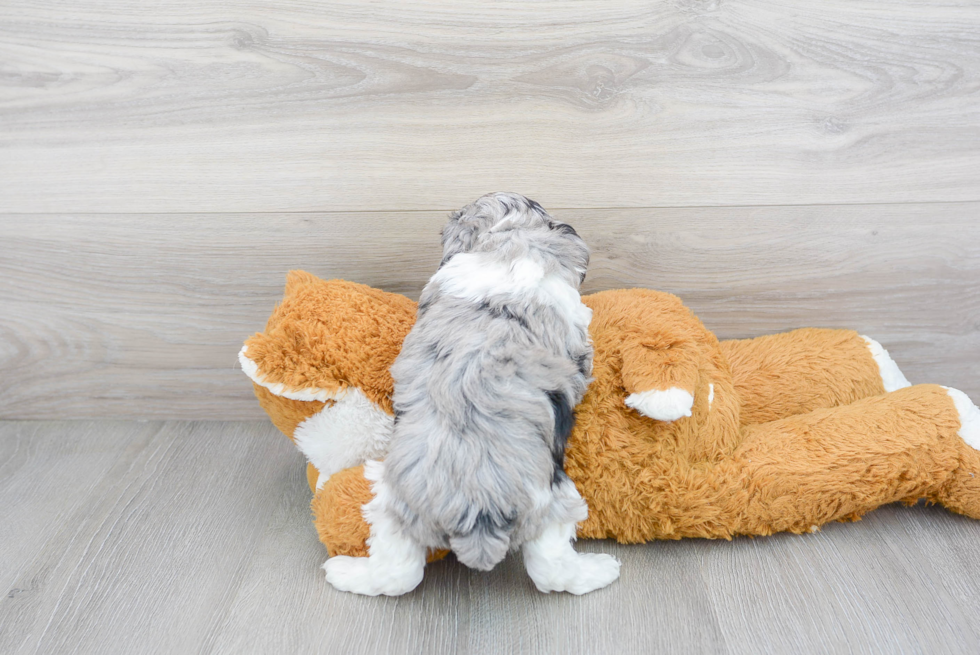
[386,192,592,570]
[323,193,621,596]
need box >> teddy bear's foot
[923,387,980,521]
[323,553,425,596]
[522,522,621,595]
[944,387,980,450]
[861,336,912,392]
[625,387,694,422]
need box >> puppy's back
[387,282,588,569]
[385,193,592,570]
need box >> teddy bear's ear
[240,327,340,441]
[284,269,319,296]
[240,328,343,403]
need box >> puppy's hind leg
[323,461,426,596]
[522,521,621,595]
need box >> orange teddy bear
[240,272,980,562]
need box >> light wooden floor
[3,419,980,655]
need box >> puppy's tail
[449,512,513,572]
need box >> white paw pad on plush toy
[945,387,980,450]
[625,387,695,422]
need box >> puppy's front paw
[625,387,694,422]
[323,556,423,596]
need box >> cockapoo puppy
[323,192,621,596]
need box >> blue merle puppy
[323,192,621,596]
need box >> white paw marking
[322,556,424,597]
[239,345,338,402]
[526,550,621,595]
[861,336,911,392]
[544,552,621,595]
[323,460,427,596]
[625,387,694,422]
[943,387,980,451]
[523,522,621,595]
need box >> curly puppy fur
[387,192,593,570]
[323,193,621,596]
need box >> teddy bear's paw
[625,387,694,422]
[862,336,912,392]
[944,387,980,451]
[323,555,424,596]
[526,552,622,595]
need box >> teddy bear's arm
[312,464,450,562]
[620,337,701,422]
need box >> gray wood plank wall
[2,0,979,212]
[1,1,978,419]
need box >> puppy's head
[441,192,590,287]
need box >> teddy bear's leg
[312,465,373,557]
[929,387,980,518]
[861,335,912,392]
[322,461,426,596]
[731,384,980,535]
[720,328,910,426]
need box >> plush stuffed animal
[240,271,980,564]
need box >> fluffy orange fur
[311,465,373,557]
[245,273,980,555]
[311,464,449,562]
[245,272,416,413]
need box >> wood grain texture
[0,421,163,652]
[3,420,980,654]
[1,203,977,419]
[0,421,302,655]
[1,0,979,212]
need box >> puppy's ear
[550,221,590,286]
[549,222,581,239]
[575,255,589,285]
[440,208,481,268]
